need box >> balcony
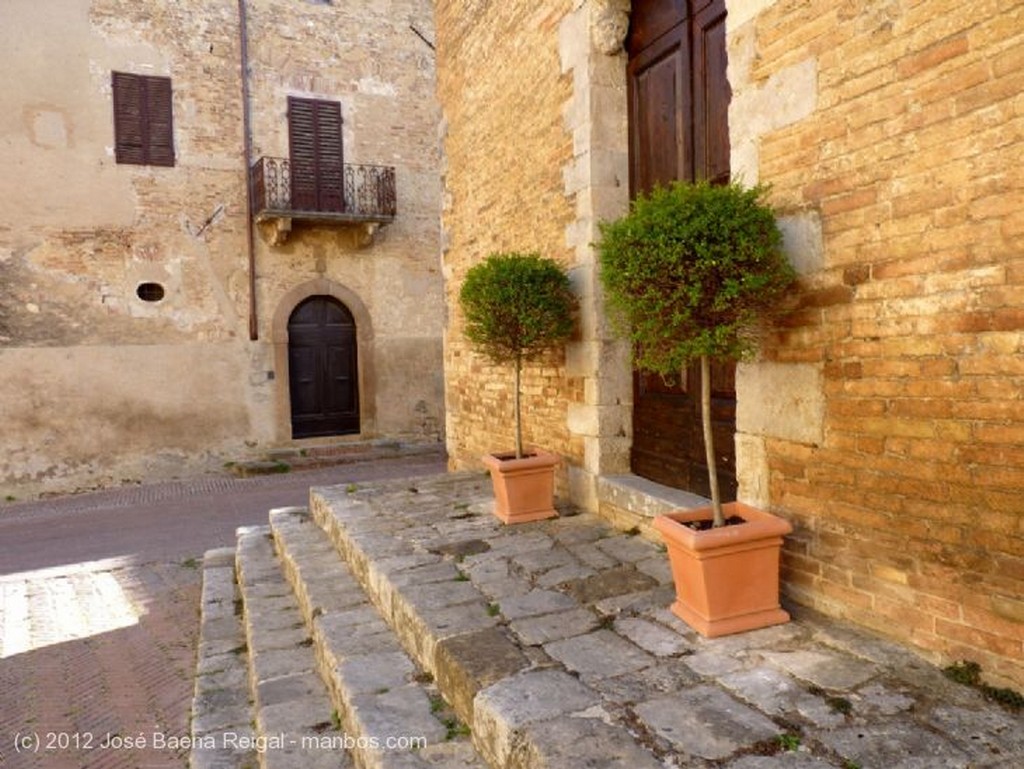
[250,156,396,245]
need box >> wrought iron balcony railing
[250,156,397,223]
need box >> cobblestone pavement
[0,454,445,769]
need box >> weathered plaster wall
[244,0,444,443]
[0,0,443,498]
[730,0,1024,686]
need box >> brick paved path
[0,454,445,769]
[0,559,200,769]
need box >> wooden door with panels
[626,0,737,498]
[288,296,359,438]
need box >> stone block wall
[730,0,1024,686]
[0,0,443,497]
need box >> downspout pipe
[238,0,258,340]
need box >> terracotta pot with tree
[459,251,577,524]
[597,180,797,636]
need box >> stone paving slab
[304,472,1024,769]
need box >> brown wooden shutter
[145,76,175,166]
[113,72,146,165]
[288,97,344,212]
[112,72,175,167]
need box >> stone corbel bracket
[591,0,630,55]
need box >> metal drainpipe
[238,0,258,340]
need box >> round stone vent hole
[136,282,166,302]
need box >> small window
[112,72,175,167]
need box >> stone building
[0,0,444,497]
[436,1,1024,686]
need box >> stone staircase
[190,473,1024,769]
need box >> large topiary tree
[597,180,796,527]
[459,252,577,459]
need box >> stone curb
[269,506,486,769]
[190,547,258,769]
[308,481,663,769]
[235,526,351,769]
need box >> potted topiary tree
[597,180,797,636]
[459,251,577,524]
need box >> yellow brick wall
[746,0,1024,686]
[436,0,583,488]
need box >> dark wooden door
[288,96,345,213]
[288,296,359,438]
[627,0,737,499]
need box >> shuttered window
[288,96,344,213]
[112,72,175,167]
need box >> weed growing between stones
[443,717,470,740]
[776,733,801,752]
[943,660,1023,711]
[487,603,500,617]
[808,685,853,715]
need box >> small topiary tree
[459,251,577,459]
[597,180,796,527]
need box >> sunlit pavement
[0,558,200,769]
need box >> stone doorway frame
[271,278,377,443]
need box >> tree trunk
[701,355,725,527]
[514,355,523,459]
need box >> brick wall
[436,1,582,486]
[743,0,1024,686]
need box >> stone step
[308,476,667,769]
[230,441,444,477]
[190,547,258,769]
[268,506,485,769]
[235,525,351,769]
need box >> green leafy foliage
[596,180,796,377]
[459,252,577,457]
[459,252,576,365]
[944,660,1024,711]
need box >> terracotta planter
[654,502,792,638]
[481,451,559,524]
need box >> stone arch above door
[271,278,376,441]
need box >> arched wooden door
[288,296,359,438]
[627,0,737,499]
